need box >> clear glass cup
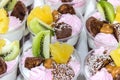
[85,10,118,49]
[0,39,20,80]
[19,41,81,80]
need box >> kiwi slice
[0,0,9,8]
[5,0,17,11]
[98,1,115,23]
[29,18,54,35]
[32,30,50,58]
[0,41,20,61]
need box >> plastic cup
[85,10,118,49]
[0,15,27,42]
[19,45,81,80]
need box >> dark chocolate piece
[25,57,43,69]
[113,23,120,42]
[0,57,7,75]
[86,17,103,37]
[54,22,72,39]
[61,0,73,2]
[11,1,27,21]
[58,4,75,14]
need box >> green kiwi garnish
[32,30,50,58]
[0,41,20,61]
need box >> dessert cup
[0,18,26,42]
[0,1,27,42]
[19,42,81,80]
[84,47,115,80]
[0,39,20,80]
[44,0,87,14]
[28,5,84,46]
[85,10,118,49]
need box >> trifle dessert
[0,38,20,80]
[27,4,83,45]
[86,0,120,49]
[44,0,87,14]
[84,46,120,80]
[0,1,27,41]
[19,30,81,80]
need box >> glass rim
[19,47,81,80]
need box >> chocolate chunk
[61,0,73,2]
[58,4,75,14]
[25,57,43,69]
[0,57,7,75]
[86,17,103,37]
[52,10,61,22]
[11,1,27,21]
[54,22,72,39]
[113,23,120,42]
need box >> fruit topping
[58,4,75,14]
[0,39,6,49]
[52,10,61,22]
[50,42,74,64]
[11,1,27,21]
[0,0,9,8]
[29,18,53,35]
[110,48,120,67]
[0,8,9,34]
[27,5,53,26]
[97,1,115,23]
[86,17,103,36]
[115,6,120,23]
[32,30,50,59]
[5,0,17,11]
[25,57,44,69]
[0,41,20,61]
[43,59,53,69]
[0,57,7,75]
[52,63,75,80]
[113,23,120,42]
[100,23,113,34]
[54,22,72,39]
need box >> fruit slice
[110,48,120,67]
[5,0,17,11]
[0,41,20,61]
[97,2,105,19]
[114,6,120,23]
[0,0,9,8]
[0,9,9,34]
[32,30,50,58]
[50,42,74,64]
[0,39,6,49]
[29,18,54,35]
[27,5,53,26]
[97,1,115,23]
